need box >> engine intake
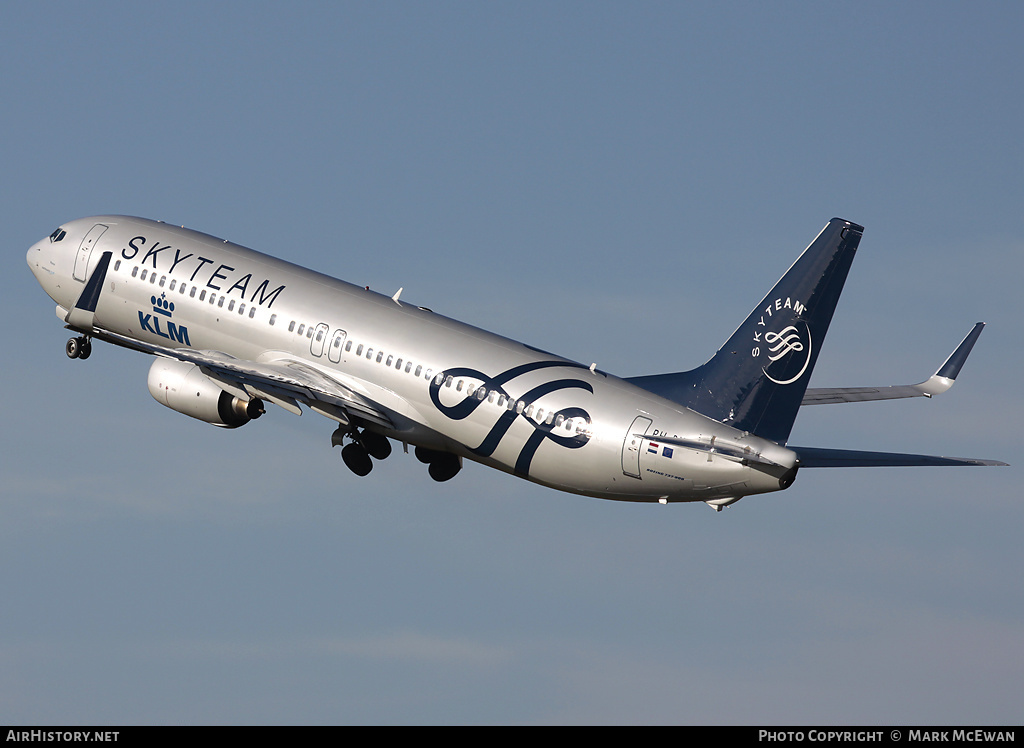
[147,358,264,428]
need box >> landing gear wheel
[360,431,392,461]
[66,336,92,360]
[428,455,462,482]
[341,443,373,476]
[415,446,444,464]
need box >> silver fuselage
[28,216,798,503]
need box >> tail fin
[627,218,864,444]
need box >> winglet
[912,322,985,397]
[801,323,987,405]
[64,251,112,332]
[936,322,984,379]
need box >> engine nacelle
[147,358,264,428]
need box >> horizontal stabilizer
[792,445,1007,468]
[802,323,985,405]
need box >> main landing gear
[415,446,462,482]
[333,426,392,477]
[331,426,463,482]
[66,336,92,360]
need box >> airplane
[26,216,1005,510]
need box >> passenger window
[150,274,157,284]
[405,361,412,373]
[288,321,295,332]
[316,328,324,342]
[297,324,305,335]
[228,300,235,312]
[356,344,364,356]
[199,290,206,301]
[366,348,373,359]
[249,307,256,319]
[169,279,176,291]
[140,269,147,280]
[269,314,276,325]
[218,297,225,308]
[114,260,121,271]
[190,287,196,298]
[306,327,313,338]
[386,355,393,366]
[395,358,402,370]
[376,351,383,363]
[131,267,139,278]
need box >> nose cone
[27,240,49,281]
[27,237,63,303]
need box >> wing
[86,327,395,429]
[801,323,985,405]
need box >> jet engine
[147,358,264,428]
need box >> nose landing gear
[66,336,92,360]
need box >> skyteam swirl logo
[751,297,812,386]
[762,322,812,385]
[429,360,593,477]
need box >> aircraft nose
[27,240,46,278]
[27,236,63,302]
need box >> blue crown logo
[152,293,174,318]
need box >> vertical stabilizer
[627,218,863,443]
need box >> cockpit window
[49,228,66,242]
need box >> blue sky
[2,1,1021,724]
